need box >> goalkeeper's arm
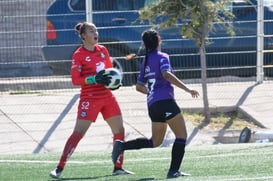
[85,70,111,85]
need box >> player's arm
[71,54,110,86]
[71,55,86,86]
[162,71,199,98]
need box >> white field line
[0,150,272,164]
[0,159,105,164]
[203,176,273,181]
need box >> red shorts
[77,95,121,122]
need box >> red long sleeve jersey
[71,44,113,99]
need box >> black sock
[124,138,153,150]
[56,166,63,173]
[113,166,121,171]
[169,138,186,172]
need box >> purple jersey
[137,50,174,107]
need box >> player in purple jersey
[112,29,199,178]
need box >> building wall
[0,0,53,77]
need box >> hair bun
[75,23,82,32]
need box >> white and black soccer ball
[104,68,122,89]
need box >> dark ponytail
[141,29,159,72]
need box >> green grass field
[1,143,273,181]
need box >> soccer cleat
[49,166,63,179]
[167,170,191,178]
[112,168,134,175]
[112,140,124,164]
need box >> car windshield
[69,0,147,11]
[70,0,85,11]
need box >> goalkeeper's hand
[85,70,111,86]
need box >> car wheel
[239,127,251,143]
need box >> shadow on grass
[48,176,167,181]
[129,178,166,181]
[48,174,112,181]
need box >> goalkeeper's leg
[113,132,124,169]
[50,131,83,178]
[50,118,91,179]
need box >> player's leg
[112,100,169,164]
[106,115,134,175]
[112,122,166,162]
[116,122,166,150]
[151,122,167,147]
[166,113,189,178]
[50,119,91,178]
[112,136,154,165]
[103,96,133,175]
[50,99,99,178]
[106,115,124,167]
[167,113,187,139]
[58,119,91,167]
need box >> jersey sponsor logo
[165,112,173,118]
[85,56,91,62]
[96,62,105,72]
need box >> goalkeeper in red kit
[49,22,133,179]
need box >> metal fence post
[86,0,93,23]
[257,0,264,83]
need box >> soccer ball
[104,68,122,89]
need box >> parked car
[42,0,273,85]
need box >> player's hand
[95,70,111,86]
[125,53,136,60]
[189,89,199,98]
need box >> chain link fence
[0,0,272,92]
[0,0,273,155]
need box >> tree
[139,0,235,121]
